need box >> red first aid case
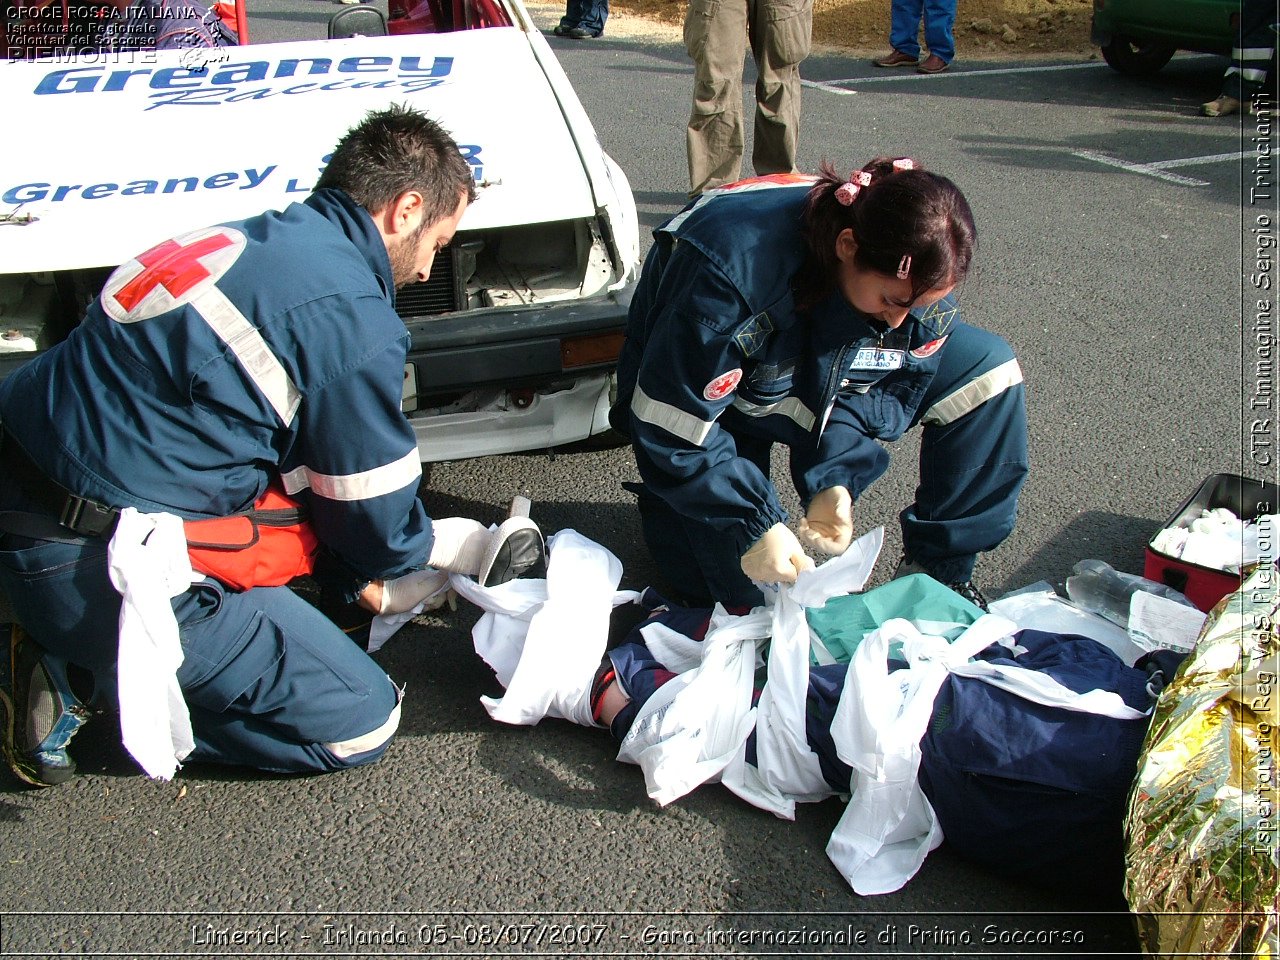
[1144,473,1280,612]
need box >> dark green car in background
[1091,0,1236,74]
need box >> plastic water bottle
[1065,559,1197,629]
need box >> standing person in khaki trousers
[683,0,813,196]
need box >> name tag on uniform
[849,347,905,372]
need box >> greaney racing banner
[0,30,596,272]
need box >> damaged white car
[0,0,639,461]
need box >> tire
[1100,35,1176,76]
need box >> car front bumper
[407,370,617,462]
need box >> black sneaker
[893,558,989,612]
[0,624,90,787]
[943,580,989,612]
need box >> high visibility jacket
[612,179,958,556]
[0,188,433,581]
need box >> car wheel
[1100,35,1177,76]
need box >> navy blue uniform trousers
[0,474,398,774]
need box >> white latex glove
[427,517,490,575]
[740,523,816,584]
[797,486,853,556]
[378,568,452,615]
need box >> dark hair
[798,157,976,307]
[316,103,477,227]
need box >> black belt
[0,430,120,539]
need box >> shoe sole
[480,520,544,587]
[1,626,82,787]
[874,60,918,67]
[0,687,43,786]
[0,686,76,786]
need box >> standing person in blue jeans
[553,0,607,40]
[609,160,1028,612]
[872,0,956,74]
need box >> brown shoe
[873,49,919,68]
[1201,95,1240,117]
[916,53,949,74]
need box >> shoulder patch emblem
[102,226,246,323]
[910,335,948,359]
[917,298,957,336]
[704,368,743,401]
[734,312,774,356]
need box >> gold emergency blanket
[1125,564,1279,958]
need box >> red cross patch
[910,336,948,359]
[703,368,743,401]
[103,227,245,322]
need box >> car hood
[0,30,598,273]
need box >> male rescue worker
[0,104,540,786]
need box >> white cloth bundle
[454,529,640,726]
[623,528,885,814]
[826,613,1148,895]
[108,508,201,780]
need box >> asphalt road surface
[0,4,1267,958]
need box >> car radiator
[393,246,465,319]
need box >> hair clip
[892,158,915,172]
[834,170,873,206]
[896,254,912,279]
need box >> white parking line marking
[1072,149,1247,187]
[801,79,860,95]
[801,53,1217,92]
[801,60,1108,92]
[1150,151,1248,169]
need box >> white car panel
[409,373,615,462]
[0,4,639,462]
[0,29,598,273]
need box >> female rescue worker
[609,159,1028,610]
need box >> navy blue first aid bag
[916,629,1158,894]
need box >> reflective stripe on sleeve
[632,383,718,446]
[325,697,402,759]
[920,358,1024,426]
[281,448,422,502]
[1226,58,1273,83]
[731,394,816,431]
[194,286,302,426]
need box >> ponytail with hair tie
[833,157,917,206]
[799,154,975,309]
[834,171,872,206]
